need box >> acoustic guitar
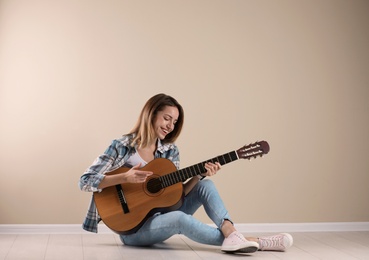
[94,141,270,235]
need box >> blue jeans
[120,179,231,246]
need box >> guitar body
[94,158,184,235]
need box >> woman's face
[153,105,179,140]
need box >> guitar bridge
[115,185,129,214]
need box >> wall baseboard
[0,222,368,234]
[234,222,369,233]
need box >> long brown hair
[129,93,184,148]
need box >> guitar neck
[159,150,238,188]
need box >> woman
[79,93,293,254]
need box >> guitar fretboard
[159,151,238,188]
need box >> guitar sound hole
[146,178,162,194]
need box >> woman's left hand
[203,162,221,177]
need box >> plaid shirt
[79,134,180,233]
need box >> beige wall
[1,0,368,225]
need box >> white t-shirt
[124,148,148,168]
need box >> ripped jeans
[120,179,231,246]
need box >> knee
[171,211,190,222]
[169,211,192,232]
[197,179,215,190]
[195,179,220,199]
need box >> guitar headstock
[236,141,270,160]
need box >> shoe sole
[222,246,258,254]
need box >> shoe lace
[259,235,284,250]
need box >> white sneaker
[221,231,259,253]
[258,233,293,251]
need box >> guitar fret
[182,169,188,181]
[169,173,174,184]
[161,176,165,187]
[190,167,195,177]
[184,168,189,179]
[193,164,198,174]
[230,151,238,161]
[181,170,187,182]
[195,164,201,175]
[200,163,206,173]
[178,170,183,182]
[218,155,225,165]
[221,154,226,165]
[222,154,227,163]
[165,175,171,187]
[186,167,191,177]
[160,176,166,188]
[162,175,167,187]
[173,173,178,184]
[178,171,183,182]
[169,174,175,185]
[226,153,232,163]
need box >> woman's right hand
[98,163,153,189]
[122,163,153,183]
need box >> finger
[136,171,153,177]
[215,162,221,169]
[204,163,210,172]
[135,174,149,182]
[206,162,216,169]
[204,164,213,175]
[132,163,142,170]
[205,162,219,175]
[209,162,221,171]
[136,177,146,183]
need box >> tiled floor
[1,232,369,259]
